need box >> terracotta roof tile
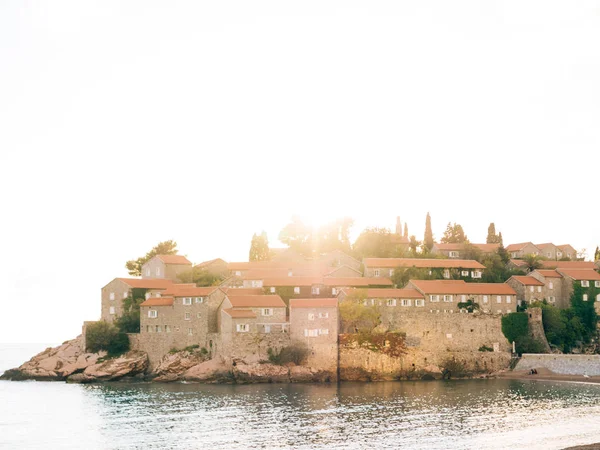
[509,259,528,267]
[322,277,393,287]
[156,255,192,265]
[227,294,286,308]
[409,279,516,295]
[534,270,562,278]
[363,258,485,269]
[290,298,338,308]
[509,276,544,286]
[556,269,600,281]
[242,269,291,279]
[162,286,220,297]
[540,261,597,269]
[140,297,174,307]
[505,242,535,252]
[221,288,264,295]
[116,278,174,289]
[262,277,323,287]
[342,288,424,299]
[222,308,257,318]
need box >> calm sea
[2,344,600,450]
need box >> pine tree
[424,212,434,251]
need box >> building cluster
[98,242,600,366]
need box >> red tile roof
[227,295,286,308]
[162,286,220,297]
[242,269,291,279]
[536,243,557,250]
[322,277,393,287]
[434,243,499,252]
[262,277,323,287]
[534,270,562,278]
[194,258,227,268]
[290,298,338,308]
[409,279,516,295]
[116,278,174,289]
[540,261,597,269]
[556,269,600,281]
[509,276,544,286]
[342,288,424,299]
[363,258,485,269]
[156,254,192,265]
[509,259,528,267]
[140,297,174,307]
[222,308,257,318]
[221,288,264,295]
[505,242,535,252]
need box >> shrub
[441,357,468,378]
[478,345,493,352]
[501,312,529,343]
[515,335,546,354]
[86,321,130,356]
[267,344,309,365]
[114,311,140,333]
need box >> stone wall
[515,354,600,376]
[526,307,551,352]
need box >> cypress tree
[424,212,434,251]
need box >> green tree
[408,235,420,256]
[522,253,544,272]
[114,287,147,333]
[125,240,178,277]
[339,289,381,333]
[457,298,480,313]
[279,216,353,256]
[249,231,270,261]
[595,246,600,262]
[353,227,395,259]
[440,222,469,244]
[86,321,130,356]
[486,223,502,244]
[501,312,529,344]
[177,267,223,286]
[423,212,434,252]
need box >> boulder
[68,351,148,383]
[289,366,336,383]
[152,350,208,382]
[233,363,290,383]
[182,358,232,383]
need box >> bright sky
[1,1,599,343]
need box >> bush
[441,357,468,378]
[267,344,309,365]
[501,312,529,343]
[515,335,546,354]
[114,311,140,333]
[86,321,130,356]
[478,345,493,352]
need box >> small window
[443,295,453,303]
[483,295,488,303]
[496,296,502,303]
[109,292,115,300]
[109,306,115,315]
[529,286,534,293]
[156,325,161,333]
[430,295,439,302]
[165,325,171,332]
[312,286,320,295]
[596,281,600,288]
[415,299,424,307]
[319,329,329,335]
[387,299,397,307]
[582,280,590,287]
[443,269,450,279]
[308,313,315,321]
[461,271,469,277]
[262,308,273,316]
[583,294,588,301]
[146,326,151,332]
[270,287,276,293]
[197,313,201,319]
[449,251,459,258]
[401,299,411,307]
[549,282,553,290]
[389,269,394,276]
[332,288,337,296]
[305,329,319,337]
[294,287,300,294]
[506,296,511,303]
[156,267,161,277]
[548,297,555,303]
[472,271,482,279]
[187,328,193,335]
[537,286,542,293]
[183,297,192,305]
[446,333,452,339]
[264,325,271,333]
[318,312,329,319]
[145,292,151,299]
[461,295,466,302]
[195,297,204,303]
[184,312,191,320]
[497,310,502,314]
[236,324,249,332]
[123,291,128,299]
[251,280,263,288]
[148,310,157,318]
[235,271,242,276]
[145,268,151,276]
[374,269,380,277]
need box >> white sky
[1,1,599,343]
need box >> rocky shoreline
[0,337,337,384]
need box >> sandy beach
[496,367,600,385]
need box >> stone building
[405,280,517,315]
[505,275,548,306]
[536,243,561,260]
[540,260,597,270]
[431,243,499,259]
[141,254,192,280]
[289,298,338,371]
[557,245,577,260]
[555,269,600,305]
[363,258,485,280]
[505,242,541,259]
[528,269,568,308]
[193,258,229,278]
[101,278,174,323]
[317,250,362,272]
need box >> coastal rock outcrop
[0,337,104,381]
[181,358,233,383]
[67,351,149,383]
[233,363,290,383]
[151,350,210,382]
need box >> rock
[233,363,290,383]
[182,358,232,383]
[289,366,336,383]
[152,350,208,382]
[68,351,148,383]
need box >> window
[529,286,534,293]
[165,325,171,333]
[294,287,300,294]
[506,296,511,303]
[547,252,551,258]
[145,292,151,299]
[264,325,271,333]
[443,269,450,279]
[319,329,329,335]
[197,313,202,319]
[262,308,273,316]
[184,312,191,320]
[187,328,193,335]
[430,295,440,302]
[123,291,128,299]
[387,299,397,306]
[496,296,502,303]
[483,295,488,303]
[195,297,204,303]
[148,310,157,318]
[145,268,151,276]
[156,267,161,277]
[146,326,151,333]
[583,294,588,301]
[446,333,452,339]
[596,281,600,288]
[461,295,466,302]
[308,313,315,321]
[511,252,517,258]
[183,297,192,305]
[305,329,319,337]
[236,324,249,332]
[549,282,553,290]
[449,251,459,258]
[109,306,115,315]
[270,287,276,293]
[374,269,380,277]
[401,299,411,307]
[506,309,511,314]
[109,292,115,300]
[443,295,453,303]
[461,271,469,277]
[332,288,337,296]
[497,310,502,314]
[415,299,425,307]
[582,280,590,287]
[537,286,542,293]
[235,271,242,276]
[548,296,555,303]
[597,294,600,302]
[472,271,482,279]
[156,325,161,333]
[312,286,320,295]
[318,312,329,319]
[251,280,263,288]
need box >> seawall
[515,354,600,376]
